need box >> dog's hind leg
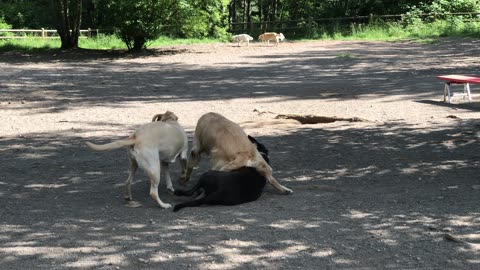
[124,148,138,201]
[267,175,293,194]
[137,149,172,209]
[219,155,249,171]
[255,159,293,194]
[161,161,174,193]
[173,197,206,212]
[174,182,203,197]
[174,190,226,212]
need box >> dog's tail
[173,198,206,212]
[173,182,206,212]
[85,137,136,151]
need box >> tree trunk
[242,0,246,31]
[246,0,252,33]
[229,0,235,28]
[133,36,147,52]
[53,0,82,50]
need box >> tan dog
[86,111,188,209]
[180,112,292,194]
[258,32,285,46]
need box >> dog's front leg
[181,147,201,184]
[178,148,188,186]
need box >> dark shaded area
[0,39,479,269]
[0,119,479,269]
[0,48,190,62]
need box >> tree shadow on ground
[417,100,480,112]
[0,117,478,269]
[2,38,480,114]
[0,47,190,63]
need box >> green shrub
[0,17,12,29]
[0,17,13,37]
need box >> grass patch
[0,38,60,52]
[79,34,126,50]
[312,20,480,42]
[0,34,223,52]
[148,36,221,47]
[1,19,480,52]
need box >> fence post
[41,28,45,39]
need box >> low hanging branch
[274,114,371,124]
[252,109,372,125]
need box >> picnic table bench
[437,75,480,103]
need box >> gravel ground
[1,38,479,269]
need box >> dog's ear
[248,135,257,144]
[161,111,178,122]
[152,114,164,122]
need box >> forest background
[1,0,479,51]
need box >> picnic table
[437,75,480,103]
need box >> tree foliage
[0,0,54,28]
[0,0,479,50]
[98,0,176,51]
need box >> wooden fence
[0,28,98,39]
[229,12,480,38]
[1,12,479,40]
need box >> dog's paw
[162,203,172,209]
[282,188,293,195]
[125,201,142,208]
[178,176,188,185]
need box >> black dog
[173,167,266,212]
[173,136,269,212]
[248,135,269,164]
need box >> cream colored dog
[258,32,285,46]
[180,112,292,194]
[232,34,254,46]
[85,111,188,209]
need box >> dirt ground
[1,38,479,270]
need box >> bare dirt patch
[1,39,479,269]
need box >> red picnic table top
[437,75,480,84]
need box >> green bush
[0,17,13,37]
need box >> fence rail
[1,11,479,40]
[229,12,480,38]
[0,28,98,39]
